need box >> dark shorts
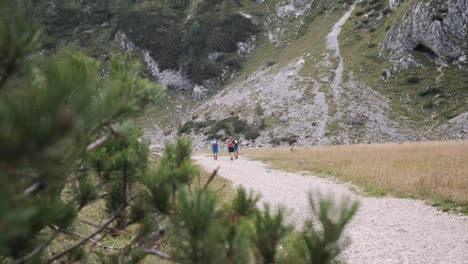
[212,148,218,154]
[228,147,234,153]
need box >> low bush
[355,11,364,16]
[178,121,195,135]
[266,60,277,67]
[270,138,281,146]
[281,135,298,146]
[406,76,421,84]
[418,87,442,97]
[245,128,261,141]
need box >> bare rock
[383,0,467,69]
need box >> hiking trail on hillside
[325,3,355,105]
[194,154,468,264]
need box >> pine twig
[51,226,124,251]
[203,167,219,190]
[86,134,110,151]
[78,218,119,233]
[49,203,127,262]
[143,229,166,249]
[140,248,172,260]
[22,181,46,196]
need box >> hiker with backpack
[234,139,239,159]
[211,140,219,160]
[227,139,235,161]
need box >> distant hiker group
[211,138,239,161]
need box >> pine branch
[88,229,112,257]
[86,134,110,152]
[118,234,142,264]
[51,226,124,250]
[203,167,219,190]
[78,218,119,233]
[86,125,120,152]
[22,181,46,196]
[12,232,59,264]
[140,248,172,260]
[143,229,166,249]
[49,203,127,262]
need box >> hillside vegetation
[33,0,258,85]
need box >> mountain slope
[169,0,467,148]
[33,0,467,148]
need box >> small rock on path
[194,154,468,264]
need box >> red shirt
[227,142,234,148]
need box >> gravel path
[194,154,468,264]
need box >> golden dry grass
[245,141,468,212]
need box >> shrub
[382,7,391,15]
[178,121,195,135]
[355,11,364,16]
[244,126,261,141]
[266,60,277,67]
[281,135,298,145]
[270,138,281,146]
[255,104,265,117]
[406,76,421,84]
[418,87,442,97]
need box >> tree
[0,1,359,263]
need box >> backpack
[227,141,234,148]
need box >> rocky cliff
[383,0,467,69]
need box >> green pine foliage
[1,1,359,263]
[281,195,359,263]
[254,205,292,264]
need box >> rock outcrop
[277,0,314,17]
[388,0,402,10]
[383,0,468,69]
[116,32,194,91]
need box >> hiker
[234,139,239,159]
[227,139,235,161]
[211,140,219,160]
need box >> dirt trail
[194,154,468,264]
[325,4,355,104]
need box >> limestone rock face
[438,112,468,139]
[388,0,402,10]
[383,0,467,69]
[277,0,314,17]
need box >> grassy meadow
[244,141,468,213]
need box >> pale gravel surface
[194,154,468,264]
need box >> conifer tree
[0,1,359,263]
